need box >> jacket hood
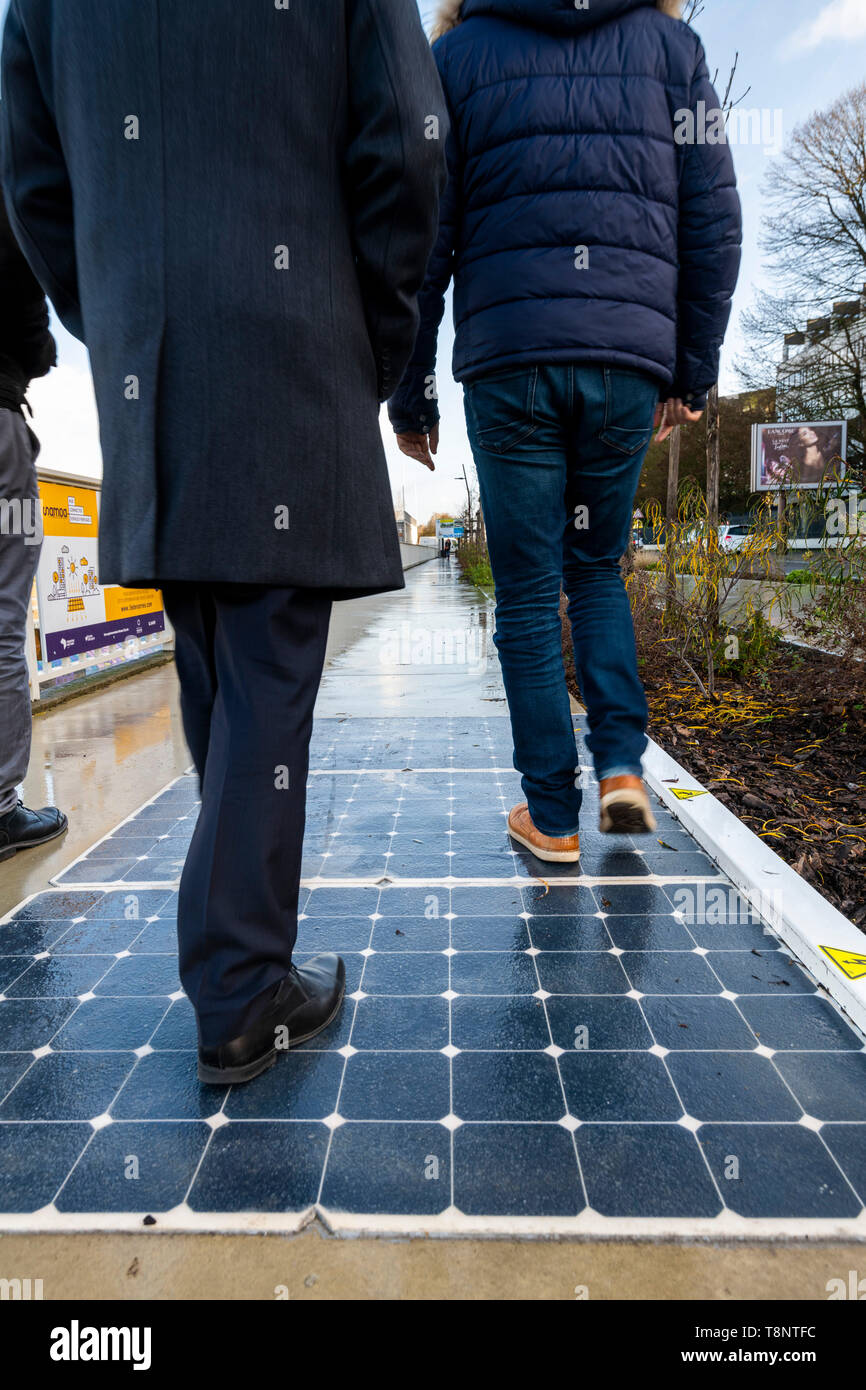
[436,0,672,38]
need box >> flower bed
[561,596,866,929]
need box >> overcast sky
[6,0,866,524]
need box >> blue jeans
[465,364,657,837]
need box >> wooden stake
[665,425,681,614]
[706,383,720,527]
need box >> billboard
[751,421,847,492]
[36,480,165,662]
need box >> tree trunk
[665,426,681,616]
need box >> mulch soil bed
[562,608,866,929]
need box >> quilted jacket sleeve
[345,0,449,403]
[673,41,742,410]
[387,47,460,435]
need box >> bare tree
[738,81,866,463]
[758,82,866,311]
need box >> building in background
[395,508,419,545]
[776,287,866,440]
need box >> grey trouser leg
[0,408,41,816]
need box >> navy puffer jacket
[389,0,742,432]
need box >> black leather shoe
[197,952,346,1085]
[0,802,68,861]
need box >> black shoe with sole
[0,802,68,861]
[197,951,346,1085]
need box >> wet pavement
[1,558,865,1234]
[1,663,189,918]
[0,561,467,914]
[316,555,504,715]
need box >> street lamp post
[455,466,473,541]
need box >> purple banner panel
[45,611,166,663]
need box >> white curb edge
[642,736,866,1039]
[0,1203,865,1241]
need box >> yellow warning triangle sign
[671,788,708,801]
[819,946,866,981]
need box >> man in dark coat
[0,196,67,862]
[1,0,448,1083]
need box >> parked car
[678,523,751,553]
[718,523,751,552]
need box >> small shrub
[638,482,788,699]
[457,541,493,590]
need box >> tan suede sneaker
[598,776,657,834]
[507,802,581,863]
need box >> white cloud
[783,0,866,56]
[26,361,102,482]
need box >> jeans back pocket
[598,367,657,456]
[466,366,538,454]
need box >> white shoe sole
[507,821,581,863]
[599,790,657,835]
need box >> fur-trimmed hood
[433,0,682,40]
[432,0,463,36]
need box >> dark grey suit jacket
[1,0,447,591]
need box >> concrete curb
[642,736,866,1039]
[31,651,173,715]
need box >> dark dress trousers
[162,582,334,1048]
[1,0,447,1046]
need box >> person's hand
[654,398,704,443]
[396,424,438,471]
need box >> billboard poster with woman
[751,422,847,491]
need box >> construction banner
[36,480,164,661]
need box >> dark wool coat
[1,0,448,591]
[389,0,742,433]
